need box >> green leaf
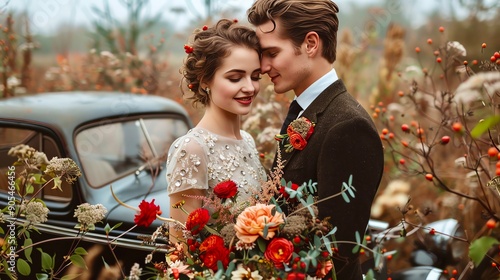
[37,248,53,271]
[36,273,49,280]
[257,238,266,253]
[364,269,375,280]
[70,254,88,269]
[24,238,33,263]
[17,258,31,276]
[25,183,34,195]
[471,115,500,139]
[469,236,499,266]
[74,247,88,256]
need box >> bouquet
[136,163,357,280]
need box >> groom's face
[256,19,311,95]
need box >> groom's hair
[248,0,339,64]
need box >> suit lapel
[280,80,347,169]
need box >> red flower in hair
[186,208,210,235]
[134,199,160,227]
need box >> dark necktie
[280,100,302,134]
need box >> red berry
[491,56,497,62]
[387,254,393,261]
[401,140,409,147]
[399,158,406,165]
[488,147,498,158]
[492,262,497,267]
[452,269,458,275]
[439,26,445,32]
[482,43,487,48]
[452,122,463,132]
[463,60,468,66]
[293,236,301,244]
[382,128,389,135]
[436,57,442,63]
[427,38,433,44]
[425,173,433,181]
[486,219,496,229]
[441,136,450,144]
[401,124,410,132]
[415,47,421,53]
[472,59,478,65]
[495,52,500,59]
[398,90,404,97]
[202,25,208,30]
[429,228,436,235]
[322,251,330,257]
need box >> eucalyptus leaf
[36,273,49,280]
[24,238,33,263]
[36,248,53,271]
[70,254,87,269]
[17,258,31,276]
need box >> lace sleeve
[166,135,208,195]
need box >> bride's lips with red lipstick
[234,96,254,105]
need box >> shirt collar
[295,68,339,115]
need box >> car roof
[0,91,189,128]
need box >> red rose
[134,199,160,227]
[199,235,229,270]
[289,132,308,150]
[186,208,210,235]
[213,180,238,199]
[264,238,294,269]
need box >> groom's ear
[304,32,320,56]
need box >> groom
[248,0,384,279]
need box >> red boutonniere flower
[275,117,315,152]
[186,208,210,235]
[213,180,238,200]
[134,199,160,227]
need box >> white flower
[128,263,142,280]
[25,201,49,224]
[74,203,107,229]
[7,76,20,88]
[447,41,467,57]
[231,263,263,280]
[145,254,152,264]
[454,72,500,105]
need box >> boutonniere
[275,117,315,152]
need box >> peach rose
[234,203,285,243]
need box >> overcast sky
[5,0,444,34]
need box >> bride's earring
[205,87,211,94]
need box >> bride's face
[207,46,261,116]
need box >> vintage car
[0,92,192,278]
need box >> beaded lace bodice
[166,127,266,200]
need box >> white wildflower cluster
[25,201,49,224]
[45,157,82,183]
[7,144,50,168]
[454,71,500,105]
[74,203,107,230]
[128,263,142,280]
[371,180,410,218]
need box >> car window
[75,117,189,188]
[0,127,72,203]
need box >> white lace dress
[166,127,267,202]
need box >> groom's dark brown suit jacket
[278,79,384,280]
